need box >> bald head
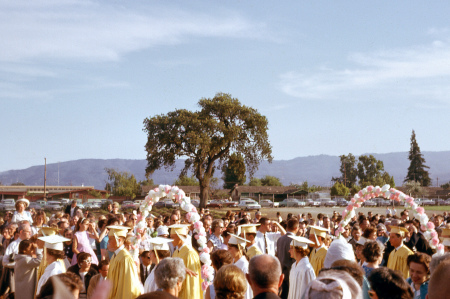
[248,254,282,288]
[428,260,450,299]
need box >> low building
[0,185,108,202]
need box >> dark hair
[211,249,233,270]
[351,225,361,232]
[98,259,109,269]
[363,227,376,239]
[98,219,107,229]
[258,217,269,225]
[293,246,310,258]
[37,272,83,298]
[407,252,431,275]
[362,241,383,263]
[286,218,299,231]
[107,217,119,226]
[75,218,89,232]
[368,267,413,299]
[18,239,33,254]
[47,248,66,260]
[77,252,91,265]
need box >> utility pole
[344,162,347,187]
[437,177,439,187]
[44,158,47,200]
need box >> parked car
[218,199,238,207]
[191,199,200,208]
[121,201,137,209]
[316,198,337,207]
[45,201,63,211]
[84,202,102,210]
[207,200,223,208]
[237,200,261,211]
[28,202,44,210]
[0,199,15,211]
[363,200,377,207]
[431,198,446,206]
[335,198,349,207]
[419,198,435,206]
[373,197,390,206]
[303,199,320,207]
[260,199,279,208]
[60,198,70,205]
[154,198,180,208]
[279,198,305,208]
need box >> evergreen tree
[404,130,431,186]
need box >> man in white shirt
[2,222,32,267]
[2,222,32,295]
[255,217,286,256]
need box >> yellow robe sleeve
[176,246,204,299]
[107,250,141,299]
[387,245,413,279]
[310,247,327,276]
[247,246,263,260]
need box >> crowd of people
[0,197,450,299]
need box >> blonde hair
[214,265,247,299]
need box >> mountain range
[1,151,450,189]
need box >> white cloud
[279,37,450,104]
[0,0,266,63]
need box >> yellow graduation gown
[310,247,327,276]
[173,245,204,299]
[246,244,263,260]
[107,248,141,299]
[387,244,413,279]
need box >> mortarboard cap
[107,225,131,238]
[39,227,59,237]
[168,224,190,236]
[228,233,250,247]
[356,237,367,246]
[390,226,409,237]
[38,235,70,251]
[288,235,314,249]
[148,237,173,251]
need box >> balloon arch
[335,184,444,254]
[138,185,214,290]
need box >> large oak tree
[143,93,272,208]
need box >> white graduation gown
[143,267,157,293]
[36,260,65,295]
[234,255,253,299]
[288,256,315,299]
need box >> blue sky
[2,0,450,172]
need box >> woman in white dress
[228,233,253,299]
[11,198,33,224]
[36,235,71,296]
[287,235,316,299]
[143,237,172,293]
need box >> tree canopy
[333,154,395,188]
[104,168,140,199]
[173,175,199,186]
[222,153,246,189]
[249,175,282,186]
[143,93,272,208]
[330,182,350,196]
[405,130,431,186]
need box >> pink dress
[71,231,99,266]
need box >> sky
[2,0,450,172]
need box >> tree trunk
[199,178,210,208]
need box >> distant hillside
[1,151,450,189]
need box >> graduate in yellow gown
[169,224,204,299]
[307,225,329,276]
[387,226,413,279]
[239,224,263,260]
[106,225,141,299]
